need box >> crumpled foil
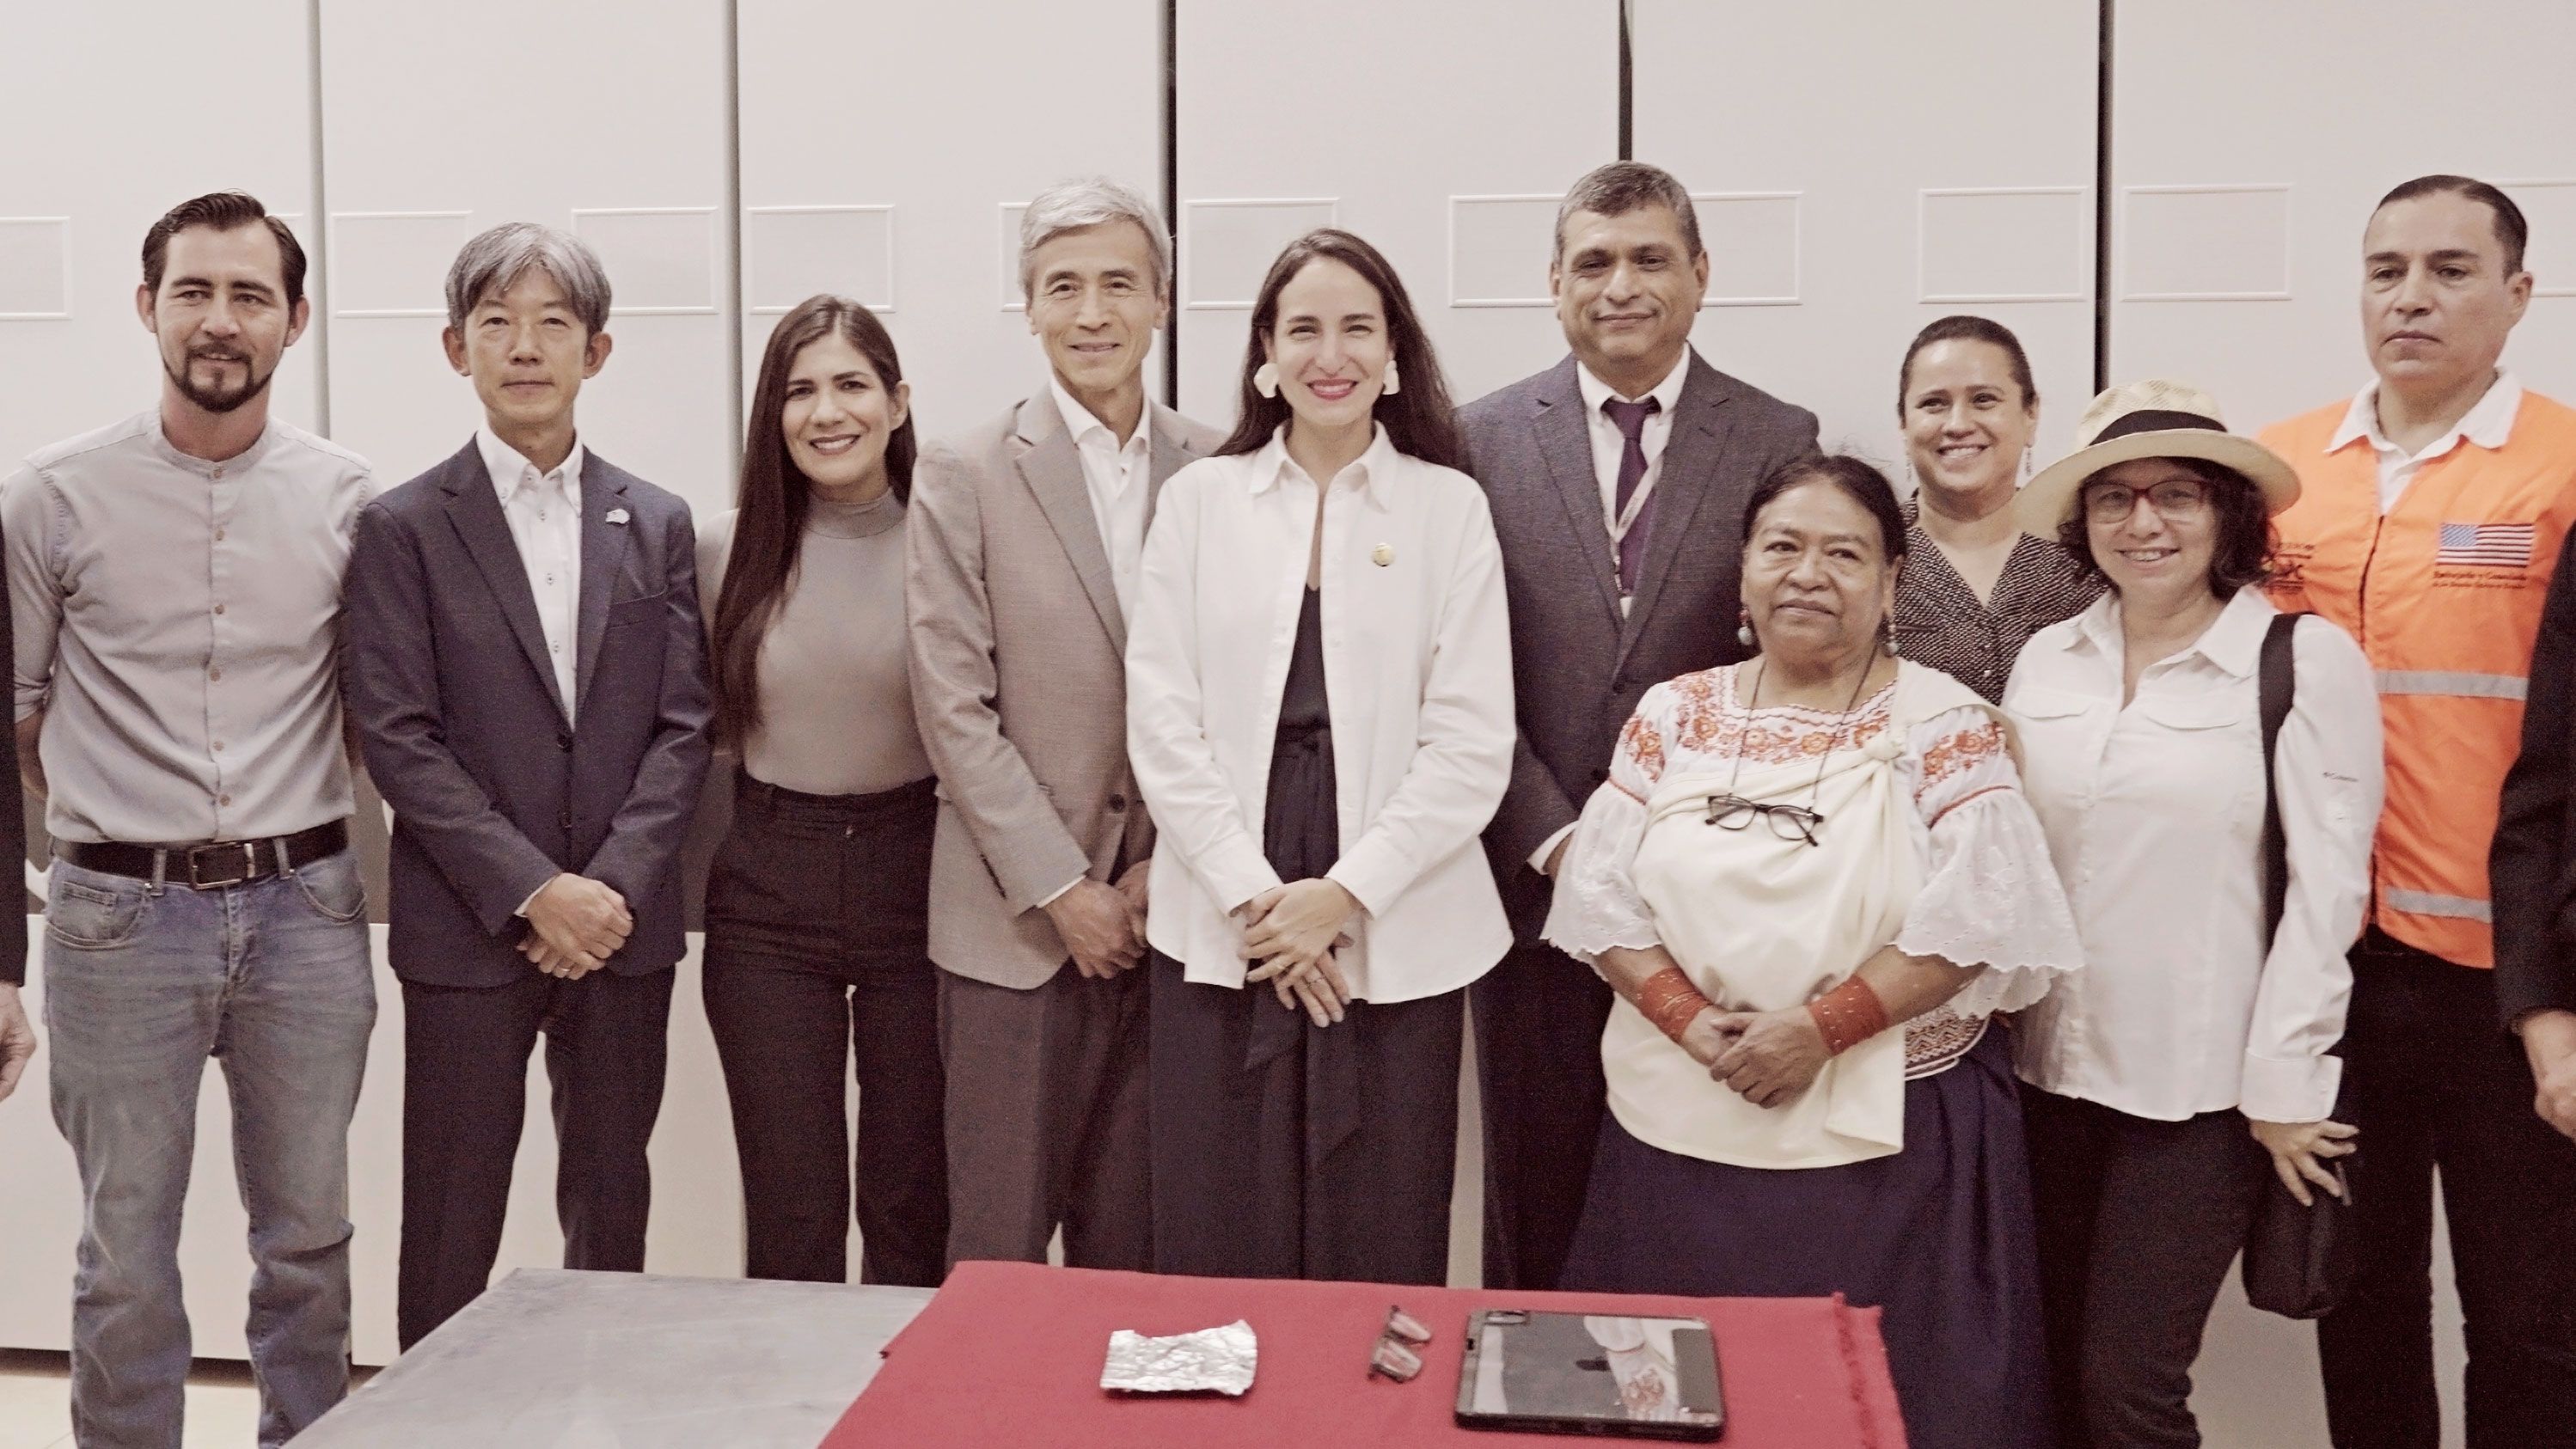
[1100,1319,1259,1396]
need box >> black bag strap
[2259,612,2305,951]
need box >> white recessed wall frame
[0,217,72,319]
[998,202,1028,313]
[1448,195,1561,308]
[2498,180,2576,297]
[1692,193,1802,307]
[1917,186,2091,303]
[571,207,720,316]
[1182,198,1339,309]
[742,205,894,315]
[2120,184,2295,302]
[329,211,474,318]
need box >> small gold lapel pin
[605,508,630,525]
[1371,542,1395,567]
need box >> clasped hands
[1043,864,1152,979]
[520,873,632,979]
[1680,1004,1833,1110]
[1239,877,1360,1029]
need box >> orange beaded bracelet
[1807,975,1891,1056]
[1636,966,1716,1044]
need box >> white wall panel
[738,0,1160,449]
[2108,0,2576,437]
[1176,0,1618,424]
[319,0,737,516]
[0,0,319,475]
[1634,0,2096,469]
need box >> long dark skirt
[1147,951,1461,1284]
[1560,1025,2053,1449]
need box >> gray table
[294,1270,933,1448]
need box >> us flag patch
[2436,521,2535,568]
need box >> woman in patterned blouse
[1891,315,2102,703]
[1546,454,2084,1449]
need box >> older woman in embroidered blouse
[1547,455,2082,1449]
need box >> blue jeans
[43,847,376,1449]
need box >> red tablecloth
[819,1261,1907,1448]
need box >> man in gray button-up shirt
[1,192,376,1449]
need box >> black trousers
[1471,938,1614,1290]
[396,964,674,1348]
[2318,932,2576,1449]
[2022,1085,2269,1449]
[1147,953,1462,1285]
[702,773,947,1288]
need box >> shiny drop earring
[1253,362,1280,399]
[2021,444,2034,482]
[1882,616,1901,657]
[1737,609,1755,650]
[1382,358,1401,395]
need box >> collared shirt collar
[2328,370,2523,460]
[150,416,278,478]
[1575,348,1692,416]
[1248,422,1402,511]
[2069,584,2273,679]
[476,425,584,503]
[1048,375,1151,457]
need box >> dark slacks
[2022,1085,2270,1449]
[1471,938,1614,1289]
[938,954,1152,1271]
[2318,932,2576,1449]
[703,773,946,1288]
[1147,952,1462,1285]
[396,964,674,1348]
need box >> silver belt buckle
[187,840,260,889]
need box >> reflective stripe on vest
[2383,888,2493,924]
[2374,669,2529,701]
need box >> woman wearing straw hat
[1548,452,2083,1449]
[2004,380,2385,1448]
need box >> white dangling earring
[1382,358,1401,396]
[1736,610,1755,650]
[1253,362,1279,400]
[2021,444,2034,483]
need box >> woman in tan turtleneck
[696,296,943,1287]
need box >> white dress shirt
[2006,587,2384,1123]
[1051,376,1153,618]
[1576,349,1691,559]
[477,426,584,723]
[2330,370,2524,512]
[1525,352,1697,874]
[1127,425,1516,1004]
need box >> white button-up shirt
[1050,376,1153,619]
[1127,425,1516,1003]
[478,427,584,723]
[2331,370,2524,513]
[2006,587,2384,1123]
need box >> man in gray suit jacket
[1461,162,1820,1291]
[345,224,711,1347]
[908,179,1222,1270]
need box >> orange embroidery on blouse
[1919,719,2006,795]
[1618,711,1667,791]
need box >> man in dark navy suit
[345,223,710,1348]
[1460,162,1818,1291]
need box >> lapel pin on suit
[605,507,630,525]
[1372,543,1395,567]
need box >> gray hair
[444,222,613,335]
[1018,177,1172,303]
[1554,161,1703,262]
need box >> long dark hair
[711,295,916,749]
[1215,229,1463,470]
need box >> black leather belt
[59,820,350,890]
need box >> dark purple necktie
[1603,396,1661,595]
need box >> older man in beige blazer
[908,177,1222,1270]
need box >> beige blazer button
[1371,543,1395,567]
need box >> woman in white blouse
[2004,380,2383,1449]
[1547,454,2083,1449]
[1125,229,1514,1284]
